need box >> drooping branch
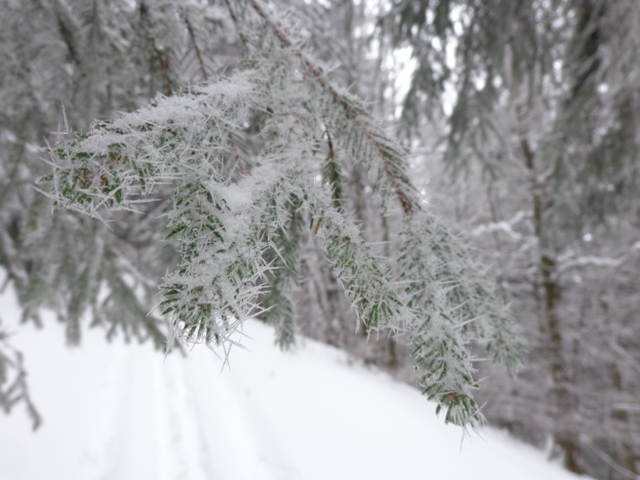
[43,6,525,427]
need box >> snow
[0,286,590,480]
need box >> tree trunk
[521,139,582,474]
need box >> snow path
[0,286,590,480]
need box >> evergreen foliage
[39,0,524,427]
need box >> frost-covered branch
[43,3,525,427]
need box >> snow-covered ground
[0,286,589,480]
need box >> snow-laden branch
[556,255,625,274]
[471,210,527,241]
[44,7,525,427]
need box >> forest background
[0,1,639,480]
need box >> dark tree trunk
[521,138,582,474]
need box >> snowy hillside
[0,288,589,480]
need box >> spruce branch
[262,196,304,349]
[243,0,523,425]
[321,129,344,211]
[400,212,527,376]
[43,6,526,428]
